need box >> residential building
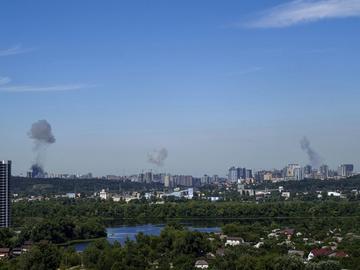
[0,161,11,228]
[201,174,211,185]
[303,165,312,175]
[194,260,209,269]
[164,174,171,188]
[228,167,237,182]
[338,164,354,178]
[294,166,304,180]
[225,236,245,246]
[286,164,303,180]
[319,164,329,179]
[99,189,108,200]
[0,248,10,259]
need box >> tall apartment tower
[0,160,11,228]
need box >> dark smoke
[31,164,45,178]
[28,120,56,146]
[300,136,322,168]
[28,120,56,176]
[148,148,168,167]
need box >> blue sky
[1,0,360,176]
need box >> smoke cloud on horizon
[28,120,56,177]
[300,136,323,168]
[148,148,168,167]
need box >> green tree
[16,242,61,270]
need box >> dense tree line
[1,217,105,248]
[10,177,163,196]
[12,199,360,226]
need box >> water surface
[74,224,220,252]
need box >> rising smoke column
[300,136,322,168]
[148,148,168,167]
[28,120,56,177]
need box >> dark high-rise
[0,160,11,228]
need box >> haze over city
[1,0,360,176]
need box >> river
[74,223,221,252]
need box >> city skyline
[1,0,360,176]
[14,160,357,180]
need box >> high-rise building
[319,164,329,179]
[144,171,153,184]
[303,165,312,177]
[338,164,354,178]
[201,174,211,185]
[0,161,11,228]
[164,174,171,188]
[286,164,303,180]
[245,169,253,179]
[237,167,246,179]
[228,167,238,182]
[293,167,304,180]
[211,175,219,183]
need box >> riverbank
[57,237,106,247]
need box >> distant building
[263,172,273,181]
[164,174,171,188]
[228,166,252,182]
[281,192,291,199]
[327,191,341,197]
[65,193,76,199]
[0,161,11,228]
[165,188,193,199]
[228,167,238,182]
[245,169,253,179]
[99,189,108,200]
[172,175,193,187]
[338,164,354,178]
[138,173,145,183]
[201,174,211,185]
[303,165,312,175]
[145,171,153,184]
[237,167,246,179]
[319,164,329,179]
[286,164,303,180]
[294,167,304,180]
[211,175,219,182]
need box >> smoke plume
[300,136,322,168]
[31,164,45,178]
[28,120,56,177]
[148,148,168,167]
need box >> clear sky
[1,0,360,177]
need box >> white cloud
[0,77,11,85]
[246,0,360,28]
[0,44,33,57]
[0,83,95,93]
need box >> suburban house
[225,236,245,246]
[194,260,209,269]
[11,247,23,257]
[280,228,295,239]
[0,248,10,260]
[308,248,349,260]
